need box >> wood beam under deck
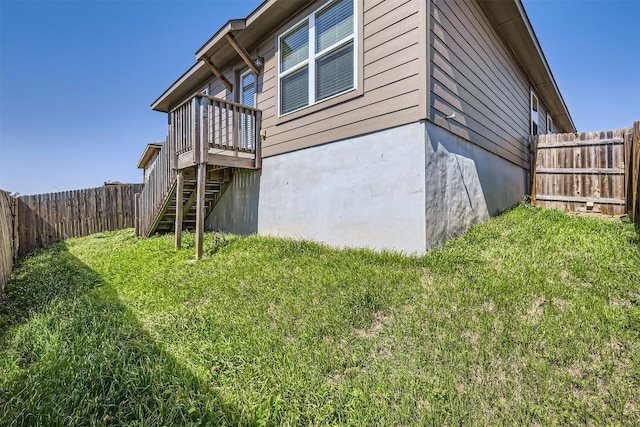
[177,150,258,170]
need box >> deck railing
[137,136,176,236]
[169,94,262,168]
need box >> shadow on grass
[0,242,244,426]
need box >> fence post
[12,197,19,263]
[529,135,537,205]
[632,121,640,224]
[624,126,632,218]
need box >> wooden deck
[136,94,262,258]
[171,94,262,170]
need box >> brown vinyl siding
[205,72,232,101]
[429,0,532,168]
[253,0,423,158]
[192,0,556,164]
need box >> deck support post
[195,163,206,260]
[174,170,184,249]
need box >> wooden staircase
[136,93,261,258]
[146,167,231,236]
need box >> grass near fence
[1,204,639,426]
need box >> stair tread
[144,166,233,236]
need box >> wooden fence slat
[0,191,14,296]
[532,126,632,216]
[2,184,143,265]
[632,121,640,223]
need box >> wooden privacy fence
[530,121,640,223]
[16,184,144,257]
[0,191,14,296]
[0,184,143,296]
[627,121,640,223]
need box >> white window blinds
[279,0,355,116]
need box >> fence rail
[530,121,640,223]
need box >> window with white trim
[546,114,553,134]
[530,90,539,135]
[240,71,256,150]
[278,0,356,116]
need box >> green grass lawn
[1,204,639,426]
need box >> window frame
[239,69,256,108]
[530,89,539,135]
[238,69,257,150]
[546,114,553,134]
[277,0,358,118]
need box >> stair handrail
[137,136,176,236]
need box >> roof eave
[479,0,576,133]
[150,0,305,113]
[195,19,246,59]
[151,61,206,112]
[137,143,163,169]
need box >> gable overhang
[137,143,163,169]
[151,0,309,113]
[479,0,576,132]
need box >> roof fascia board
[479,0,576,132]
[151,61,205,112]
[195,19,246,59]
[513,0,575,132]
[137,143,163,169]
[245,0,278,27]
[151,3,273,112]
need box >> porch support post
[195,163,206,260]
[255,110,262,169]
[174,170,184,250]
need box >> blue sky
[1,0,638,195]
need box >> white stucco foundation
[424,122,526,248]
[257,123,427,254]
[207,121,527,254]
[425,122,527,250]
[207,169,260,236]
